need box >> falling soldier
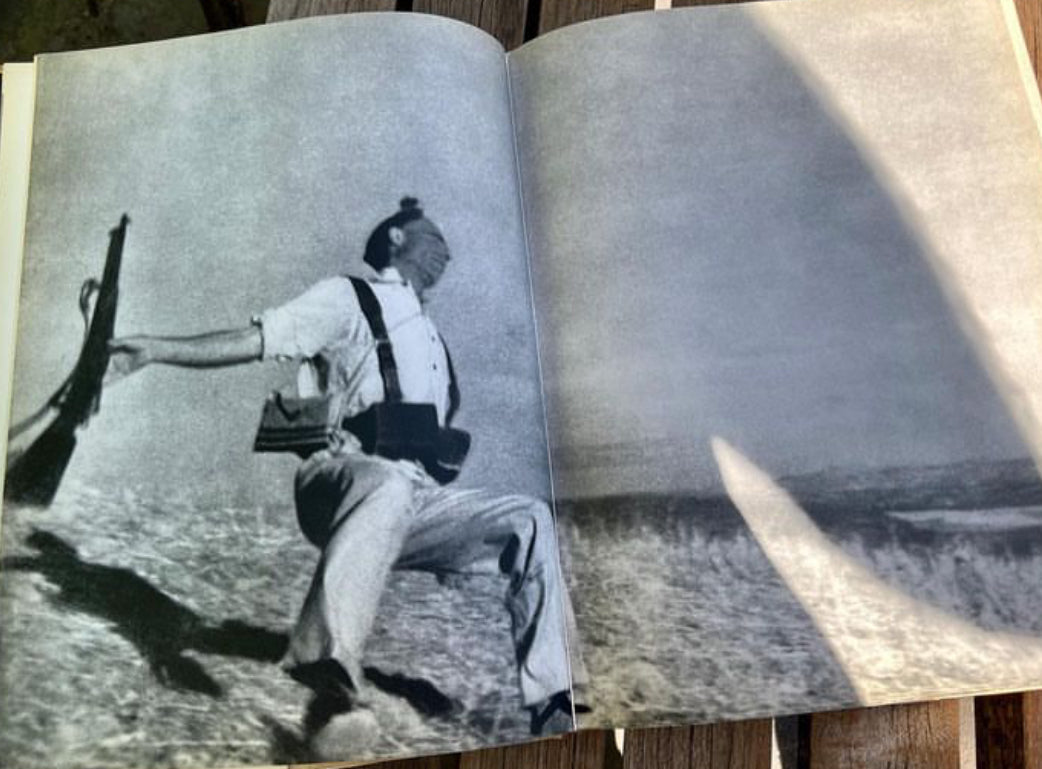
[107,197,575,738]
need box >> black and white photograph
[0,15,576,768]
[510,0,1042,729]
[4,0,1042,766]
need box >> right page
[509,0,1042,727]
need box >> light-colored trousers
[283,450,572,707]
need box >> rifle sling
[348,276,460,425]
[349,277,403,403]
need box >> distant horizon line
[552,453,1042,507]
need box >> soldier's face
[395,222,451,291]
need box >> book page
[0,64,36,508]
[509,0,1042,727]
[0,16,573,769]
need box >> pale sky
[510,1,1042,499]
[11,2,1042,508]
[11,15,550,507]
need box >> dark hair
[363,196,426,271]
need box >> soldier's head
[364,197,451,296]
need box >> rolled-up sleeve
[253,277,358,360]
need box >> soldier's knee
[506,498,554,557]
[370,468,414,512]
[337,456,410,504]
[515,497,552,531]
[494,498,556,593]
[529,498,553,527]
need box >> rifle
[4,215,129,506]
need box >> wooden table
[264,0,1042,766]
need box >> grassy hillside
[0,480,534,769]
[560,458,1042,726]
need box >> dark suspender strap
[440,334,461,425]
[349,277,403,404]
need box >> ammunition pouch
[252,276,470,484]
[253,392,339,458]
[342,402,471,484]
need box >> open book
[2,0,1042,765]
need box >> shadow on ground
[2,529,287,697]
[0,497,533,769]
[3,529,470,715]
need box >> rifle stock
[4,215,129,506]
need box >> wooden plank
[976,691,1042,769]
[692,720,773,769]
[672,0,756,6]
[267,0,395,23]
[536,0,656,36]
[413,0,530,50]
[1013,0,1042,87]
[382,757,461,769]
[457,731,612,769]
[623,726,692,769]
[1028,693,1042,769]
[622,721,771,769]
[806,701,962,769]
[455,744,504,769]
[292,755,459,769]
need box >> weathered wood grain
[692,721,773,769]
[620,721,771,769]
[535,0,656,36]
[457,730,614,769]
[413,0,529,49]
[621,726,693,769]
[267,0,394,23]
[672,0,757,6]
[1013,0,1041,87]
[1029,693,1042,769]
[976,692,1042,769]
[293,754,461,769]
[807,700,962,769]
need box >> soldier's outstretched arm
[107,326,262,381]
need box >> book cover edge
[0,61,37,516]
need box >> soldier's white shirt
[253,267,452,425]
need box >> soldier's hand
[105,336,153,385]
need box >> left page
[0,15,571,769]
